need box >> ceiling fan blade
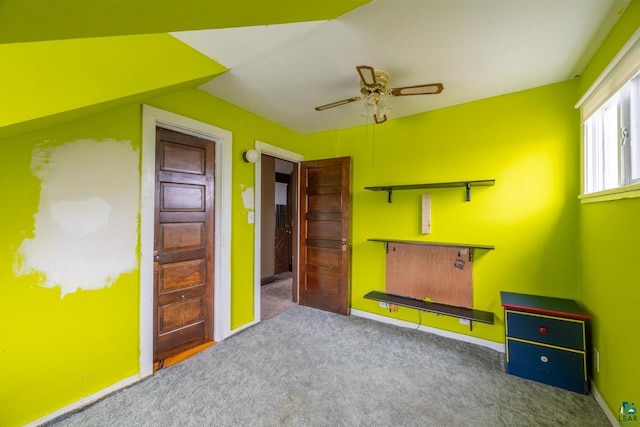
[356,65,377,89]
[388,83,444,96]
[374,113,387,124]
[315,96,362,111]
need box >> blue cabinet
[501,291,590,394]
[506,311,585,350]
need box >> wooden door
[299,157,351,315]
[290,162,299,303]
[154,127,214,362]
[274,172,292,275]
[274,227,291,274]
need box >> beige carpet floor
[49,305,610,427]
[261,272,296,320]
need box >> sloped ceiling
[0,1,369,140]
[0,35,226,128]
[0,0,631,138]
[0,0,369,43]
[173,0,630,134]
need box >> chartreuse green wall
[0,106,142,426]
[146,88,304,327]
[1,2,637,424]
[576,0,640,417]
[0,88,301,425]
[303,81,581,344]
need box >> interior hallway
[261,272,296,320]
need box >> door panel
[154,127,214,362]
[274,227,291,275]
[308,194,341,212]
[306,268,340,293]
[159,297,204,332]
[299,157,350,315]
[274,172,292,275]
[307,221,341,239]
[307,246,341,268]
[161,223,204,252]
[290,163,299,303]
[161,142,206,174]
[161,183,205,210]
[159,259,205,291]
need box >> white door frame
[253,141,303,323]
[140,105,233,378]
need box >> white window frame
[577,28,640,203]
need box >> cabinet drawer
[506,339,586,381]
[506,311,585,350]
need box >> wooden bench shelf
[364,290,495,330]
[365,179,495,202]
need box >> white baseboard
[29,318,259,426]
[228,319,259,337]
[26,374,144,427]
[350,308,505,353]
[591,383,617,426]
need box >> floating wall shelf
[368,238,494,250]
[368,238,494,261]
[365,179,495,203]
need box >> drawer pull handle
[540,355,549,363]
[539,326,548,334]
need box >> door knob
[153,250,159,261]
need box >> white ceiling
[172,0,628,135]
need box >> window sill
[579,183,640,204]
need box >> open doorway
[260,155,297,320]
[252,141,303,325]
[252,143,351,322]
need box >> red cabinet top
[500,291,591,320]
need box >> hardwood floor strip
[153,341,215,372]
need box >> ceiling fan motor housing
[360,70,389,96]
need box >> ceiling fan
[315,65,444,124]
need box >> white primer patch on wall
[49,197,112,236]
[240,185,254,210]
[15,139,139,297]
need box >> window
[578,29,640,200]
[583,73,640,194]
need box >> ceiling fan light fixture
[360,95,391,121]
[361,97,377,116]
[314,65,443,124]
[377,99,390,116]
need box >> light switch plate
[422,194,431,234]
